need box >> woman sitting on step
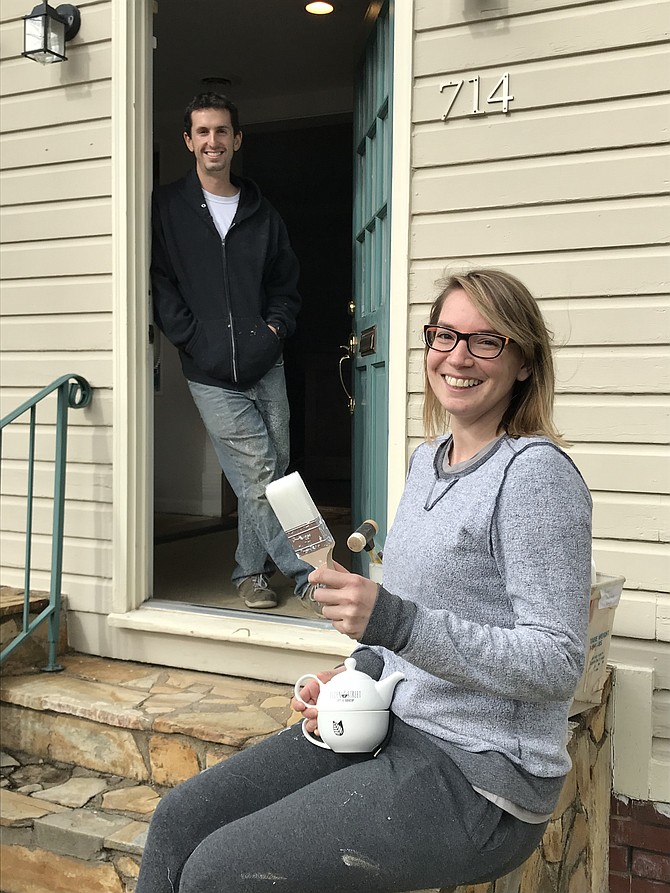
[136,268,592,893]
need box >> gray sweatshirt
[356,435,592,813]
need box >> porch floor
[153,509,352,619]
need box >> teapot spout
[374,671,405,708]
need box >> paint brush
[266,472,335,569]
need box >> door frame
[111,0,153,613]
[385,0,412,524]
[112,1,412,616]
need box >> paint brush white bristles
[266,472,335,569]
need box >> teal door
[351,1,393,550]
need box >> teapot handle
[293,673,323,708]
[301,719,331,750]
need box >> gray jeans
[188,363,311,592]
[136,719,546,893]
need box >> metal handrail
[1,374,93,671]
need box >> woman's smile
[443,375,483,389]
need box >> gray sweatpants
[136,718,545,893]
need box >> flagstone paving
[0,653,300,892]
[0,654,612,893]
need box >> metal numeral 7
[439,80,463,121]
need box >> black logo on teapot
[335,690,361,703]
[332,720,344,737]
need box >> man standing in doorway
[151,92,316,610]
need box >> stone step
[1,749,161,892]
[0,654,613,893]
[0,652,298,788]
[0,655,300,893]
[1,585,68,674]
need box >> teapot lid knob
[344,657,357,671]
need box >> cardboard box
[572,572,625,706]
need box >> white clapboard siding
[1,531,112,578]
[0,564,113,614]
[651,743,670,801]
[409,248,670,300]
[658,597,670,642]
[0,459,113,503]
[0,238,113,279]
[0,352,112,388]
[652,750,670,799]
[592,493,669,542]
[1,277,112,316]
[0,315,113,352]
[413,46,670,123]
[0,0,114,653]
[2,424,113,465]
[408,298,670,347]
[0,495,113,540]
[541,297,670,347]
[0,42,111,96]
[0,121,112,170]
[554,396,670,444]
[613,591,659,640]
[654,690,670,738]
[1,81,111,134]
[407,346,670,396]
[0,2,111,59]
[554,347,670,394]
[0,0,106,27]
[412,147,669,213]
[416,0,626,30]
[0,160,112,205]
[408,394,670,444]
[2,198,111,243]
[592,538,669,593]
[414,1,668,75]
[610,639,670,690]
[415,96,670,168]
[1,388,112,426]
[571,445,669,494]
[411,199,670,260]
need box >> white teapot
[293,657,405,753]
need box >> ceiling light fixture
[305,2,334,14]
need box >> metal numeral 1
[468,76,484,115]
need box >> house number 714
[439,73,514,121]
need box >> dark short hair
[183,92,241,136]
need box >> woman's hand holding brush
[308,561,379,640]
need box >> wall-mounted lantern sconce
[23,3,81,64]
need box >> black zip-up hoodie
[151,168,301,389]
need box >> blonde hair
[423,268,565,445]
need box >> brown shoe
[237,576,278,609]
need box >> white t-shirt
[202,188,240,239]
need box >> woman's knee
[146,783,189,845]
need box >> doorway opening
[151,1,373,619]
